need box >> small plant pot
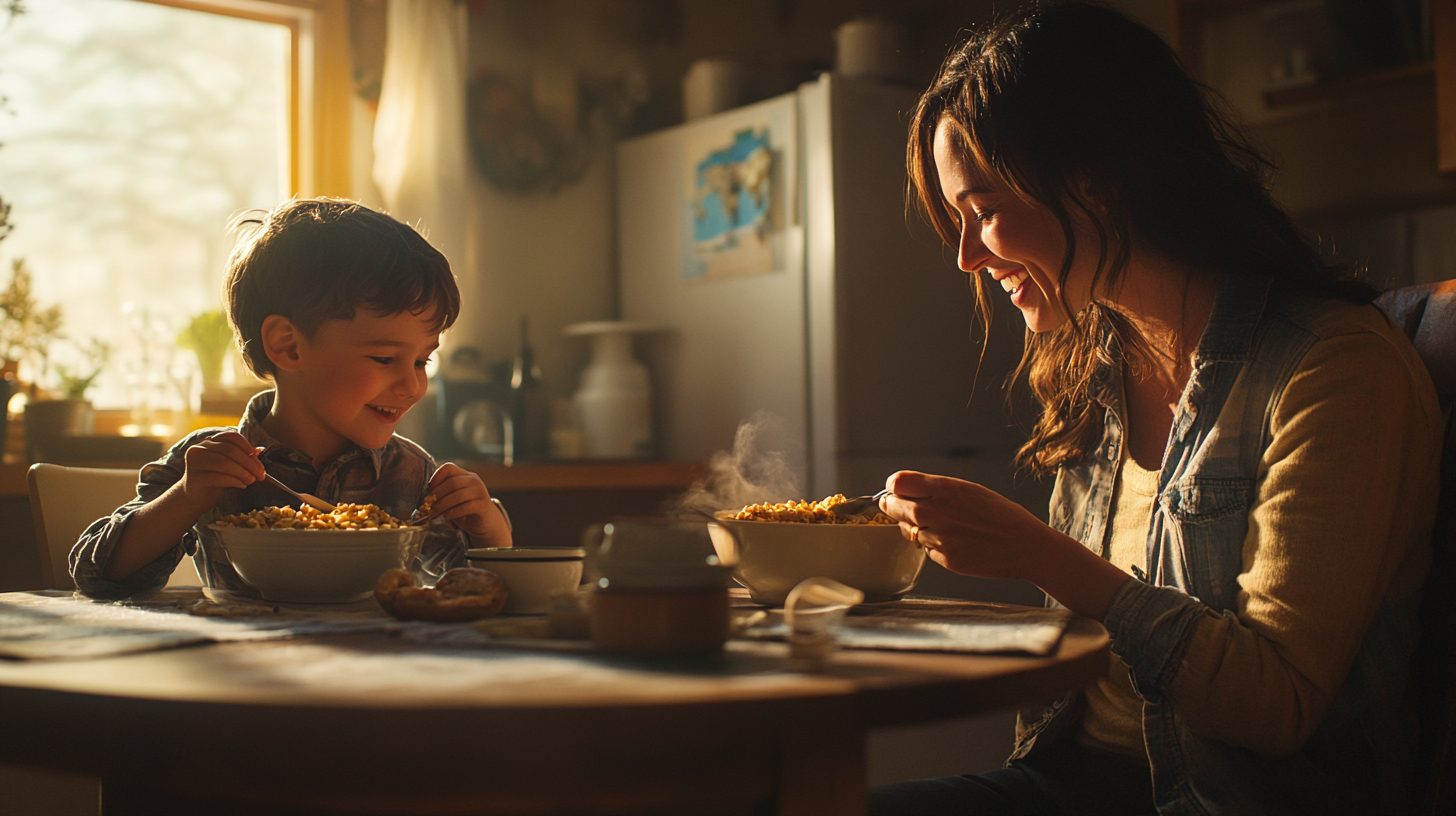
[25,398,94,463]
[0,377,13,462]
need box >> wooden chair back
[27,463,140,590]
[1375,280,1456,816]
[23,461,209,592]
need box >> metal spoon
[830,489,891,518]
[264,473,336,513]
[406,497,513,531]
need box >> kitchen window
[0,0,347,421]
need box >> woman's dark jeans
[868,737,1158,816]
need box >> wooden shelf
[1262,61,1434,109]
[1172,0,1456,203]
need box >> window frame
[141,0,353,197]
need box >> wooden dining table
[0,589,1109,816]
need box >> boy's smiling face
[265,308,440,465]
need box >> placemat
[454,598,1073,657]
[0,588,409,661]
[1,590,1073,660]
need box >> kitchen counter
[456,460,707,491]
[478,460,710,548]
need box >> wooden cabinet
[460,461,709,548]
[1171,0,1456,219]
[1437,0,1456,171]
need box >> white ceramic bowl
[465,547,586,615]
[211,526,426,604]
[708,513,926,606]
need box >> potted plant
[0,257,64,459]
[0,257,64,384]
[25,337,109,462]
[176,309,233,390]
[56,336,111,400]
[179,307,267,418]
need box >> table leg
[773,699,867,816]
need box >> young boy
[71,198,512,599]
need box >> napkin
[738,597,1073,656]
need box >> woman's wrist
[1021,531,1130,621]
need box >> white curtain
[373,0,471,302]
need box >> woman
[871,3,1441,815]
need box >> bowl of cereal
[210,504,427,604]
[707,495,925,606]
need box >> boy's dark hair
[223,198,461,378]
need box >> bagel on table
[373,566,508,621]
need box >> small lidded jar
[585,519,734,655]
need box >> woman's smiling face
[932,121,1100,333]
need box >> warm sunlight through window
[0,0,289,410]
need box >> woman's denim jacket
[1013,274,1425,815]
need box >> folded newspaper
[739,597,1073,656]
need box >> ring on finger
[910,524,920,544]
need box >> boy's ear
[260,315,303,372]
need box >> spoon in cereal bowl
[405,492,439,527]
[829,489,891,519]
[263,473,337,513]
[404,495,513,530]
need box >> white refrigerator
[617,72,1047,517]
[618,73,1048,778]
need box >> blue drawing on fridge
[686,127,776,281]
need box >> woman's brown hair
[907,1,1375,475]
